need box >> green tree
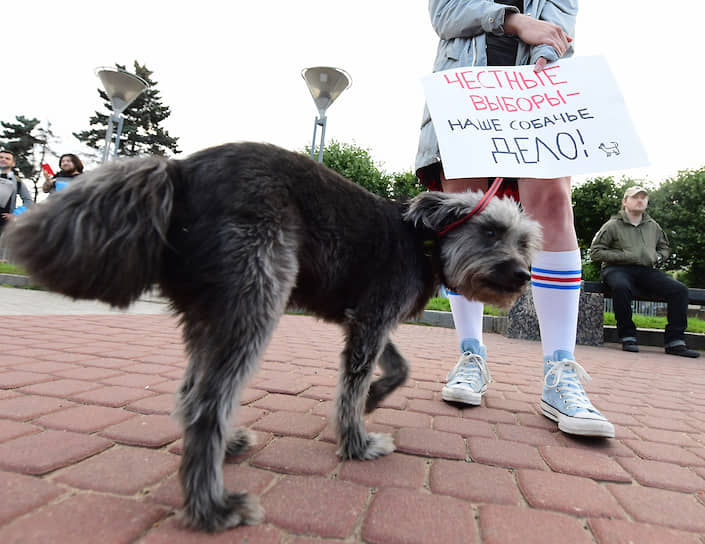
[389,170,424,200]
[307,140,423,199]
[74,61,179,157]
[648,168,705,287]
[0,116,56,200]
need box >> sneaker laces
[446,351,492,390]
[544,359,596,412]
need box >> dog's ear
[403,192,452,230]
[404,191,482,231]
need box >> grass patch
[427,298,705,333]
[604,311,705,334]
[425,297,507,316]
[0,263,27,275]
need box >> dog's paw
[338,432,395,460]
[225,428,255,458]
[182,492,264,532]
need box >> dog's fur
[4,142,541,531]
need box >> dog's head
[404,191,542,308]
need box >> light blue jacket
[416,0,578,174]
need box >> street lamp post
[301,67,351,162]
[95,67,149,163]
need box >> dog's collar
[437,177,504,237]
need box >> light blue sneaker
[441,338,491,406]
[541,350,614,438]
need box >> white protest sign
[422,56,648,179]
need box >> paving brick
[100,372,170,388]
[0,471,65,524]
[0,419,42,442]
[299,385,337,402]
[69,385,156,407]
[339,452,426,489]
[234,405,268,426]
[468,437,546,470]
[0,429,112,475]
[251,410,327,438]
[14,361,78,374]
[19,378,101,398]
[495,423,562,447]
[0,371,55,388]
[147,465,276,509]
[539,445,632,482]
[370,408,432,429]
[588,518,703,544]
[55,446,180,495]
[430,459,520,505]
[608,483,705,533]
[462,406,517,424]
[127,393,176,415]
[35,404,137,433]
[433,415,494,438]
[261,475,367,538]
[100,414,181,447]
[394,427,466,459]
[634,415,697,433]
[0,492,166,544]
[479,504,594,544]
[407,398,463,417]
[484,397,537,414]
[362,487,477,544]
[630,427,701,447]
[617,457,705,492]
[251,436,339,476]
[559,434,637,458]
[55,366,121,381]
[139,516,283,543]
[251,393,319,413]
[517,469,626,518]
[622,439,705,467]
[516,412,559,431]
[251,376,312,395]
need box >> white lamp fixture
[95,67,149,162]
[302,66,351,162]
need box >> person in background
[0,149,33,235]
[416,0,614,438]
[42,153,84,193]
[590,186,700,358]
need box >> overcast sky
[3,1,704,184]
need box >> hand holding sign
[422,56,648,179]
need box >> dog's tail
[4,156,174,308]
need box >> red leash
[437,177,504,237]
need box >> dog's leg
[175,235,298,532]
[365,340,409,413]
[177,339,265,532]
[225,427,256,458]
[336,318,396,460]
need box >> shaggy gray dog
[4,142,541,532]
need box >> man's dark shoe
[665,344,701,358]
[622,340,639,353]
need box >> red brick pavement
[1,313,704,543]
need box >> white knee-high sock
[530,250,582,358]
[447,292,484,347]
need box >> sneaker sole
[541,400,615,438]
[441,386,483,406]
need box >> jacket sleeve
[18,180,34,207]
[589,221,627,265]
[530,0,578,64]
[429,0,519,40]
[655,226,671,264]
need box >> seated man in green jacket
[590,186,699,357]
